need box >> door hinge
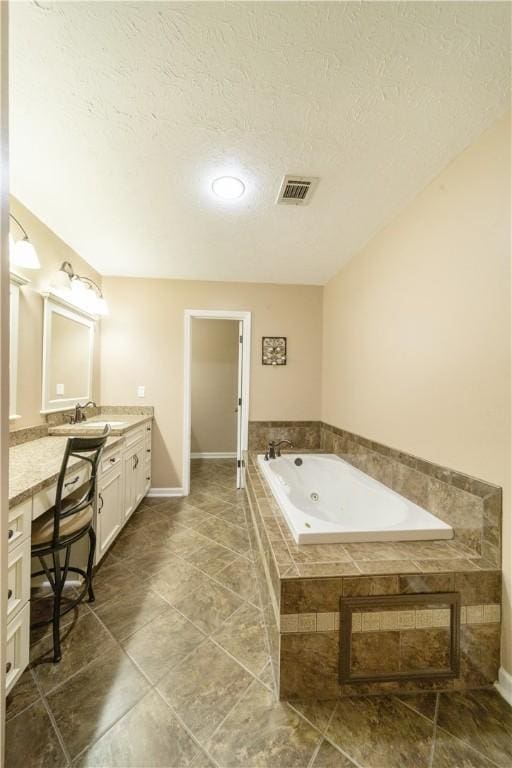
[239,335,243,343]
[238,397,242,406]
[237,459,241,468]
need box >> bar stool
[31,426,110,662]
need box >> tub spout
[267,440,293,459]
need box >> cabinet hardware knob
[8,529,14,540]
[7,589,12,600]
[146,476,150,481]
[146,448,150,453]
[64,475,80,488]
[109,457,116,463]
[146,426,150,431]
[5,662,11,675]
[98,493,104,513]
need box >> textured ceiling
[10,1,510,284]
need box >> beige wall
[9,197,102,428]
[191,319,239,455]
[322,114,511,674]
[100,278,323,486]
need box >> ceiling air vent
[276,175,319,206]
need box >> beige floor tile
[207,679,321,767]
[31,610,117,694]
[47,645,150,759]
[326,696,434,768]
[122,607,205,684]
[157,638,252,743]
[74,689,198,767]
[5,700,67,768]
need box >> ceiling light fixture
[9,213,41,269]
[211,176,245,200]
[55,261,109,316]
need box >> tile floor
[5,460,512,768]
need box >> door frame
[182,309,251,496]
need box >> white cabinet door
[123,449,136,522]
[134,441,146,508]
[123,439,145,522]
[97,465,122,561]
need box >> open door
[236,320,244,489]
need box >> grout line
[153,686,223,768]
[428,693,440,768]
[432,725,504,768]
[30,658,73,767]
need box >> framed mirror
[9,272,29,420]
[41,294,95,413]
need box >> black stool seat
[32,481,94,547]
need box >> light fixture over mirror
[9,213,41,269]
[53,261,109,316]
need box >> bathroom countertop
[245,450,499,578]
[9,435,124,508]
[48,413,152,437]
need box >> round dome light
[211,176,245,200]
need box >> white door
[236,321,244,489]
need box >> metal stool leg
[52,549,63,663]
[87,527,96,603]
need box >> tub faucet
[265,440,293,460]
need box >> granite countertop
[48,413,152,437]
[9,435,123,508]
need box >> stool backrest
[52,425,111,547]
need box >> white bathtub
[257,453,453,545]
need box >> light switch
[137,385,145,398]
[56,383,65,395]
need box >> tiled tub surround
[249,420,502,567]
[245,452,502,700]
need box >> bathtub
[257,453,453,544]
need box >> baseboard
[190,452,237,459]
[495,666,512,705]
[147,487,184,497]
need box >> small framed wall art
[262,336,287,366]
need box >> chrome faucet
[71,401,97,424]
[265,440,293,460]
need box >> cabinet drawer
[6,603,30,696]
[33,464,90,521]
[8,498,32,552]
[7,538,31,623]
[126,427,145,449]
[101,451,122,474]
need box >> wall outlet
[56,383,65,395]
[137,385,145,398]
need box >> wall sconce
[54,260,109,316]
[9,213,41,270]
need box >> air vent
[276,175,319,206]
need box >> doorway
[182,309,251,495]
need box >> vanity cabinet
[5,417,153,695]
[95,421,153,561]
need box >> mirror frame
[9,272,29,420]
[41,293,95,413]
